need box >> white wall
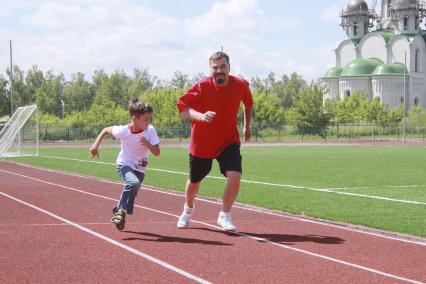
[339,77,372,100]
[390,37,411,69]
[372,76,405,108]
[338,41,357,67]
[360,34,387,63]
[322,79,339,104]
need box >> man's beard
[214,73,226,85]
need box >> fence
[37,123,426,143]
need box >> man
[176,51,253,231]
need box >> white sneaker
[217,211,236,231]
[177,204,194,229]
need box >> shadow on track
[193,228,345,245]
[122,231,233,246]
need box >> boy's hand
[139,136,148,145]
[90,146,99,158]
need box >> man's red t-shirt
[177,75,253,158]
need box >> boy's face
[133,112,152,130]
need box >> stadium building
[322,0,426,109]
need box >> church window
[414,97,419,106]
[404,17,408,30]
[416,16,419,30]
[400,97,404,104]
[353,24,358,36]
[345,89,351,98]
[415,49,420,72]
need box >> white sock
[184,204,194,213]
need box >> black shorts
[189,144,242,183]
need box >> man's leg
[177,155,211,229]
[216,144,242,231]
[185,178,201,208]
[177,179,200,228]
[221,171,241,212]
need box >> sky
[0,0,366,82]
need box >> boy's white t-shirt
[112,124,160,173]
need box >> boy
[90,98,160,230]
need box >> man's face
[210,57,230,86]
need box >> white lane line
[4,162,426,247]
[39,155,426,206]
[1,170,424,284]
[0,191,211,284]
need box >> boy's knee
[131,180,141,189]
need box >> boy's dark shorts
[189,144,242,183]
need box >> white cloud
[0,0,335,82]
[184,0,265,43]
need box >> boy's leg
[117,165,142,214]
[126,171,145,215]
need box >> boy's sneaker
[177,204,194,229]
[112,205,118,214]
[217,211,236,231]
[111,208,126,231]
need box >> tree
[25,65,44,106]
[127,67,157,98]
[141,88,183,128]
[6,65,26,109]
[250,91,284,128]
[272,72,307,109]
[0,75,10,117]
[35,71,65,116]
[169,71,190,89]
[93,71,130,108]
[285,84,330,137]
[63,72,93,113]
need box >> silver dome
[347,0,369,12]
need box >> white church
[322,0,426,109]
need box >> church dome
[372,63,408,76]
[340,58,383,77]
[346,0,369,12]
[324,67,343,78]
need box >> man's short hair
[209,51,230,65]
[128,98,153,117]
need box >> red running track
[1,160,426,283]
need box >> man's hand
[202,111,216,123]
[243,127,251,142]
[89,146,99,158]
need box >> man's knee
[226,171,241,182]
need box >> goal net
[0,105,39,157]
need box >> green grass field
[4,145,426,237]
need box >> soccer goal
[0,105,39,157]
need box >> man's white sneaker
[217,211,236,231]
[177,205,194,229]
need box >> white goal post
[0,105,39,157]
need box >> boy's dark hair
[209,51,230,65]
[128,98,153,117]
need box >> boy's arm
[90,127,113,158]
[139,137,160,156]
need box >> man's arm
[180,107,216,123]
[243,106,252,142]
